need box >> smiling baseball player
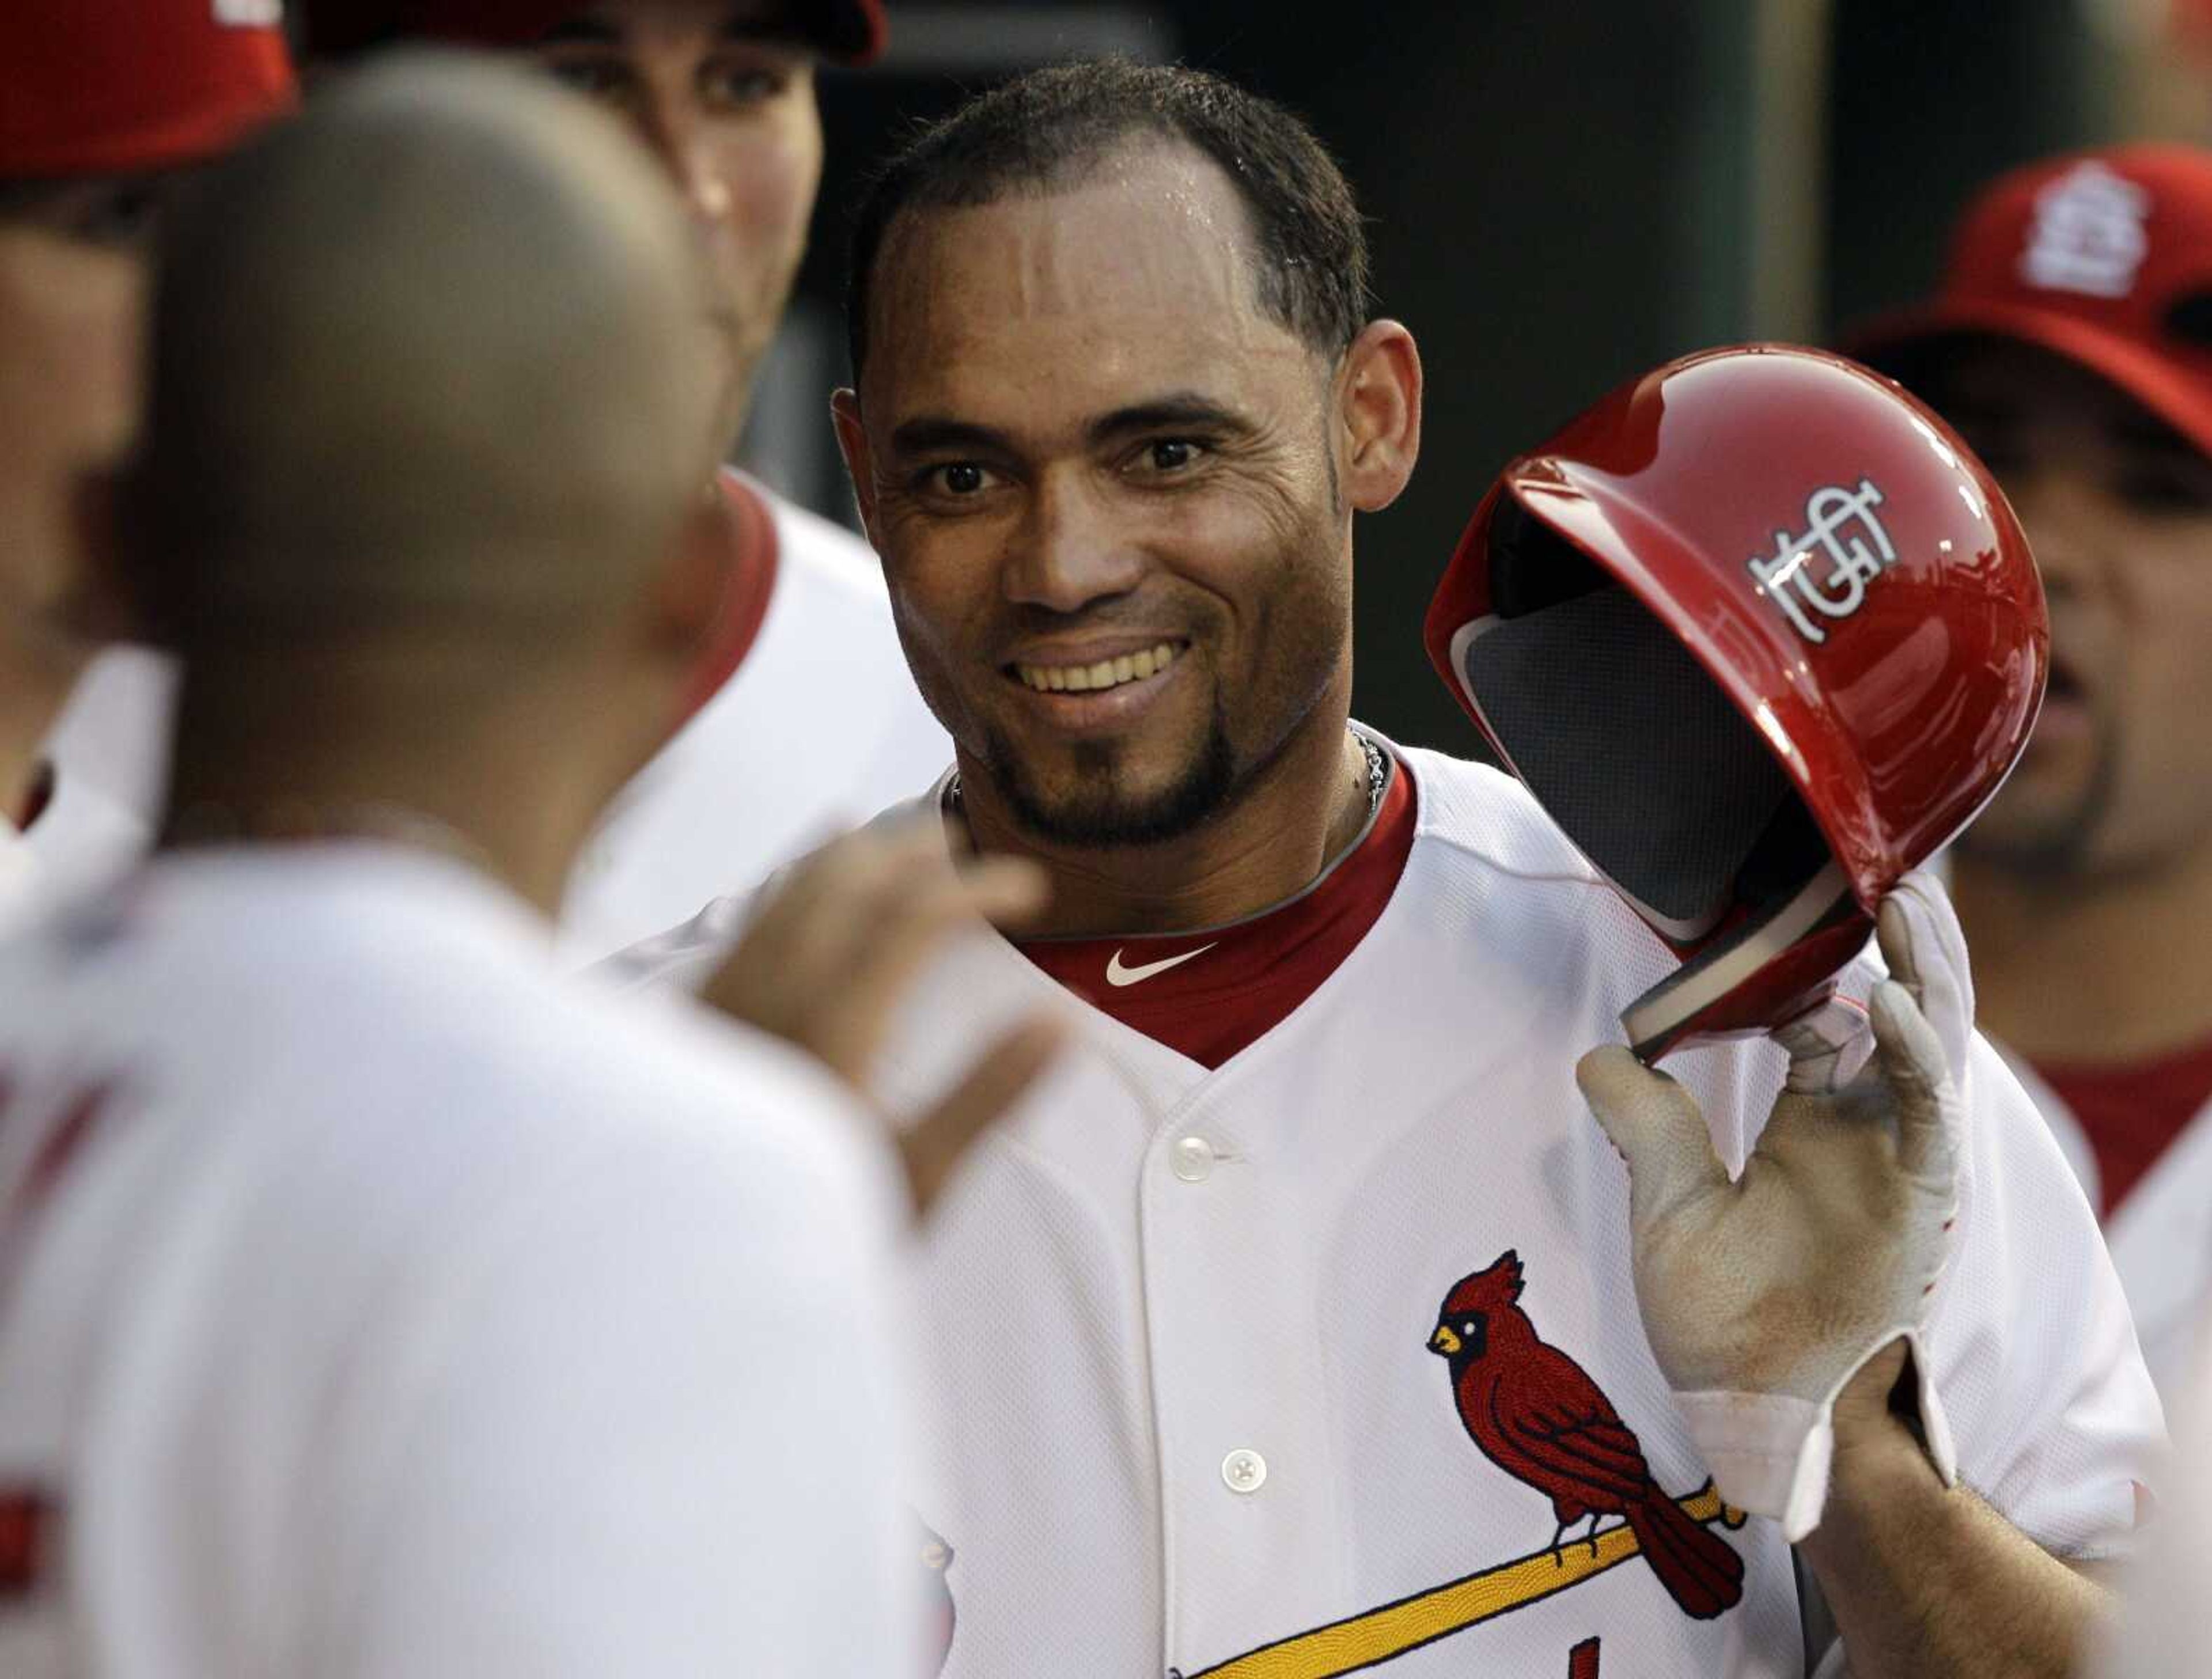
[613,60,2162,1679]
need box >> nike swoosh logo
[1105,942,1219,987]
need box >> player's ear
[830,387,884,547]
[1336,319,1422,516]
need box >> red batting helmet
[304,0,886,63]
[1424,344,2047,1061]
[2,0,296,180]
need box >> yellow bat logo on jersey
[1179,1483,1745,1679]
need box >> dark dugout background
[741,0,2211,755]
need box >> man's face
[531,1,824,447]
[840,145,1358,848]
[0,181,157,619]
[1922,340,2212,877]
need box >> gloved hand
[1575,870,1966,1541]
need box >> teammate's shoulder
[1390,735,1603,889]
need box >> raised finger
[1869,979,1957,1189]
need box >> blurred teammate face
[1925,340,2212,877]
[838,145,1377,849]
[0,181,158,623]
[530,1,823,447]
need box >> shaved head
[133,50,719,646]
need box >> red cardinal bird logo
[1429,1250,1744,1620]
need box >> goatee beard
[982,702,1240,850]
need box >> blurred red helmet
[2,0,296,179]
[1424,344,2047,1061]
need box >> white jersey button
[1221,1448,1267,1494]
[1170,1135,1215,1182]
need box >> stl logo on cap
[2020,160,2152,299]
[214,0,285,23]
[1745,477,1898,646]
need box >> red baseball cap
[306,1,885,64]
[1849,144,2212,460]
[1,0,297,180]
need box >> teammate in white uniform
[0,59,922,1676]
[0,2,294,920]
[616,63,2164,1678]
[297,0,948,964]
[1852,145,2212,1403]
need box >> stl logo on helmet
[2018,160,2150,300]
[1744,478,1896,645]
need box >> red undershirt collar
[1013,745,1418,1068]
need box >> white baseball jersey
[1999,1049,2212,1401]
[0,843,917,1678]
[558,473,950,964]
[613,733,2161,1679]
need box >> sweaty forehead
[863,145,1315,429]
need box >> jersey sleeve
[300,1077,919,1678]
[1924,1030,2166,1561]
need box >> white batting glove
[1576,870,1966,1541]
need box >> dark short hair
[845,59,1370,382]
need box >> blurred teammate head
[0,1,293,770]
[304,1,883,451]
[832,60,1420,851]
[127,51,724,904]
[1853,146,2212,885]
